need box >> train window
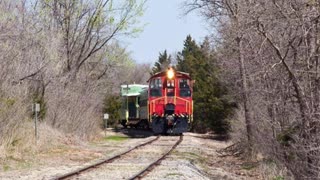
[150,78,162,97]
[166,80,174,87]
[179,79,191,97]
[180,89,191,97]
[167,88,174,96]
[179,79,189,88]
[150,89,162,96]
[150,79,155,88]
[150,78,162,88]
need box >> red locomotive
[120,68,193,134]
[148,68,193,134]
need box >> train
[120,68,193,134]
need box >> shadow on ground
[112,127,154,138]
[110,127,228,140]
[187,133,230,141]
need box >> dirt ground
[0,129,262,179]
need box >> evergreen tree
[177,35,234,134]
[103,95,121,127]
[151,50,171,75]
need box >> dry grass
[258,160,292,180]
[1,122,64,159]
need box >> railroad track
[52,135,183,180]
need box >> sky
[122,0,209,64]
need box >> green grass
[3,164,10,171]
[174,151,203,160]
[241,162,258,170]
[165,173,183,178]
[273,176,285,180]
[14,161,32,170]
[1,157,33,172]
[103,135,129,141]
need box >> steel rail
[52,136,160,180]
[128,135,183,180]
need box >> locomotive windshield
[166,79,175,96]
[179,79,191,97]
[150,78,162,97]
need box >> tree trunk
[237,35,253,151]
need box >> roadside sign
[32,103,40,112]
[35,103,40,112]
[32,103,40,143]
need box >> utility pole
[32,103,40,144]
[104,113,109,137]
[126,84,129,122]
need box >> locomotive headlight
[167,68,174,79]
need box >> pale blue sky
[123,0,208,64]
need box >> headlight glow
[167,68,174,79]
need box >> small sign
[35,103,40,112]
[32,103,40,112]
[104,113,109,120]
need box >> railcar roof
[147,70,191,82]
[120,84,148,97]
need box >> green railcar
[120,84,149,128]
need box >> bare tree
[39,0,146,78]
[184,0,320,178]
[0,0,147,156]
[184,0,253,151]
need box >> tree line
[151,35,235,134]
[183,0,320,179]
[1,0,319,178]
[0,0,148,155]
